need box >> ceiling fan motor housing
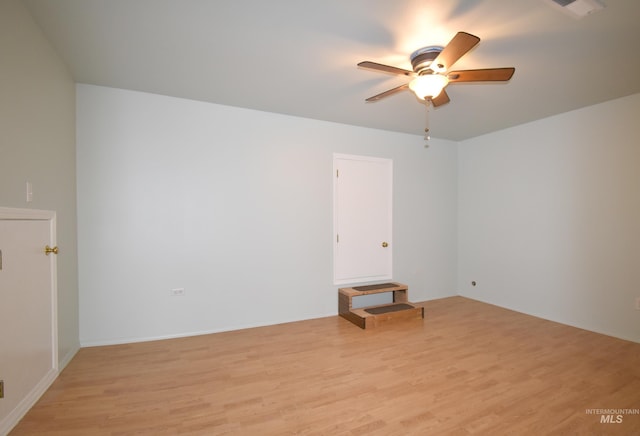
[410,46,444,73]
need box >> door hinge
[336,169,339,178]
[336,234,339,243]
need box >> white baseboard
[58,346,80,371]
[80,312,338,347]
[0,368,58,436]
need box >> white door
[333,154,392,285]
[0,210,57,434]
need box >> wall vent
[552,0,576,6]
[546,0,605,18]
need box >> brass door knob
[44,245,58,255]
[382,242,388,248]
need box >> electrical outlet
[170,288,185,297]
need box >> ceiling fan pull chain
[424,104,431,148]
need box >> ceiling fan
[358,32,515,107]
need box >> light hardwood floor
[10,297,640,435]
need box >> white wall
[0,0,79,367]
[77,85,458,346]
[458,93,640,343]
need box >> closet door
[333,154,392,285]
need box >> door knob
[44,245,58,255]
[381,242,388,248]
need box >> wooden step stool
[338,282,424,329]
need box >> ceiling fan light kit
[409,74,449,99]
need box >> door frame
[0,207,58,435]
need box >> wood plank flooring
[10,297,640,435]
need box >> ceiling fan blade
[358,61,414,77]
[447,68,515,82]
[431,32,480,72]
[431,89,450,107]
[365,83,410,102]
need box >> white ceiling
[24,0,640,141]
